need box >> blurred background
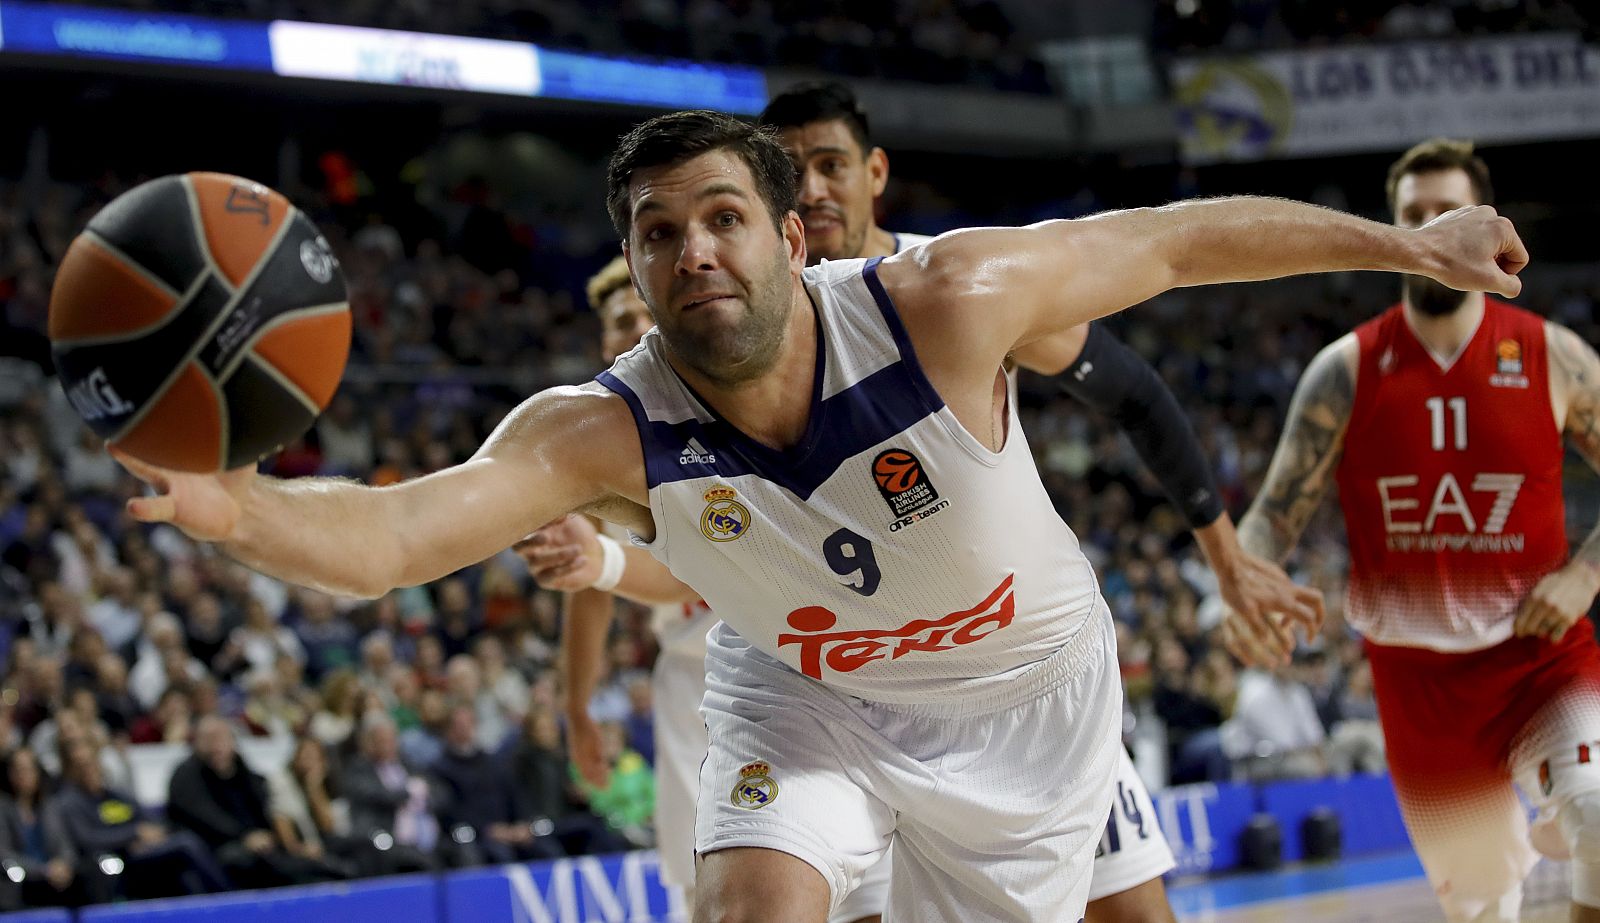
[0,0,1598,918]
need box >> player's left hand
[1513,561,1600,641]
[1217,551,1325,668]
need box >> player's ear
[868,147,889,199]
[784,211,807,271]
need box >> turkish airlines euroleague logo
[872,447,942,522]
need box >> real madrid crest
[730,760,778,809]
[701,486,751,543]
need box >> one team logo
[872,449,947,531]
[700,486,750,542]
[730,760,778,809]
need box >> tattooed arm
[1513,324,1600,640]
[1229,335,1358,665]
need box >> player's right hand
[1216,552,1324,668]
[113,449,255,544]
[1417,205,1528,299]
[566,710,611,789]
[516,514,603,590]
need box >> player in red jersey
[1235,138,1600,923]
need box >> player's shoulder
[491,383,638,455]
[1309,332,1360,379]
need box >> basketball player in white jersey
[115,109,1526,922]
[523,82,1327,923]
[534,257,881,922]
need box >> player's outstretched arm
[1230,337,1356,665]
[116,384,638,599]
[882,198,1526,364]
[1515,325,1600,640]
[1022,324,1324,659]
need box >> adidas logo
[679,437,716,465]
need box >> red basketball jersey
[1336,300,1567,651]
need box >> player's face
[599,285,654,363]
[778,119,887,264]
[1394,168,1480,317]
[624,150,805,385]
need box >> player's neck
[672,288,818,450]
[1402,292,1486,365]
[861,226,898,260]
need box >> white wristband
[591,534,627,592]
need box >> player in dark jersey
[1236,138,1600,923]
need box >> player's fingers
[1297,586,1328,634]
[126,494,176,523]
[1522,600,1554,638]
[1224,615,1281,668]
[110,449,170,491]
[1493,269,1522,300]
[1500,222,1531,276]
[1275,594,1319,634]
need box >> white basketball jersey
[597,257,1101,704]
[600,523,715,658]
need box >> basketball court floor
[1168,852,1570,922]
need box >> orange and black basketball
[48,172,350,473]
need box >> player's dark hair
[1386,138,1494,213]
[758,81,873,156]
[606,110,797,238]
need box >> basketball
[48,172,350,473]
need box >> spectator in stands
[242,671,302,739]
[1152,637,1230,783]
[474,635,528,723]
[341,712,442,873]
[128,614,204,712]
[308,669,362,753]
[166,716,334,888]
[575,722,655,847]
[1328,658,1386,775]
[265,736,357,879]
[431,705,559,864]
[86,567,140,658]
[92,651,139,736]
[0,747,103,908]
[1223,656,1329,780]
[508,705,625,857]
[129,686,193,746]
[62,629,106,695]
[15,654,64,738]
[182,591,232,678]
[432,579,478,660]
[315,394,375,475]
[357,631,397,701]
[444,655,509,753]
[296,590,360,681]
[413,634,448,692]
[54,739,227,898]
[400,688,450,768]
[229,597,305,680]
